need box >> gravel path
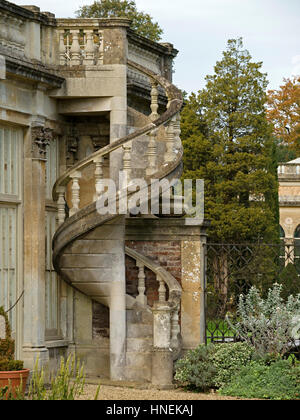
[78,384,243,400]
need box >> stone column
[181,220,208,349]
[152,302,173,388]
[109,216,127,381]
[22,123,52,370]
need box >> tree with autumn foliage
[267,76,300,155]
[75,0,163,42]
[182,38,279,244]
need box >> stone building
[0,0,207,386]
[278,158,300,245]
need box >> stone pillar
[181,221,208,349]
[109,216,127,381]
[22,123,53,370]
[152,302,173,388]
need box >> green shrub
[219,360,300,400]
[0,359,24,372]
[175,342,254,390]
[174,345,217,391]
[210,343,254,387]
[0,306,23,371]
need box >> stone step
[127,323,153,338]
[126,337,153,352]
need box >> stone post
[181,220,209,349]
[22,123,52,370]
[151,302,173,388]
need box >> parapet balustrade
[0,13,26,57]
[58,26,103,66]
[278,163,300,177]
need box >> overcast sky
[15,0,300,94]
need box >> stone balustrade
[278,163,300,177]
[58,24,103,66]
[0,12,26,57]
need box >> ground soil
[78,384,245,400]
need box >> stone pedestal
[152,348,174,388]
[152,302,173,387]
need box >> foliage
[28,355,86,400]
[279,263,300,300]
[0,306,24,372]
[267,76,300,155]
[227,284,300,357]
[181,38,279,244]
[75,0,163,42]
[0,359,23,372]
[174,342,254,390]
[174,345,217,391]
[209,343,254,387]
[219,359,300,400]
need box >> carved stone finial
[31,126,53,160]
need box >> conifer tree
[182,38,279,244]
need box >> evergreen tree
[182,38,279,244]
[75,0,163,42]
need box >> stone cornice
[0,0,56,26]
[127,29,178,59]
[4,54,65,88]
[56,17,132,28]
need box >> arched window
[280,225,286,239]
[294,225,300,239]
[294,225,300,262]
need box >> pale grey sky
[15,0,300,94]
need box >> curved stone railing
[125,246,182,356]
[51,59,184,374]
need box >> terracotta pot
[0,369,30,399]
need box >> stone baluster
[83,30,94,66]
[146,129,158,177]
[123,142,132,180]
[171,306,180,348]
[59,30,66,65]
[57,186,66,226]
[174,113,181,149]
[136,263,147,306]
[69,171,81,216]
[150,79,159,122]
[93,156,104,201]
[70,30,81,66]
[164,117,176,163]
[158,275,167,303]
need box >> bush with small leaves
[174,344,217,391]
[219,359,300,400]
[226,284,300,358]
[210,342,254,388]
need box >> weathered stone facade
[0,0,207,386]
[278,158,300,241]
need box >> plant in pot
[0,306,30,399]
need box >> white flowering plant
[226,284,300,358]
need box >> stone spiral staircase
[52,60,183,383]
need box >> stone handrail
[52,59,183,203]
[125,246,182,307]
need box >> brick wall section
[125,240,182,307]
[92,301,110,339]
